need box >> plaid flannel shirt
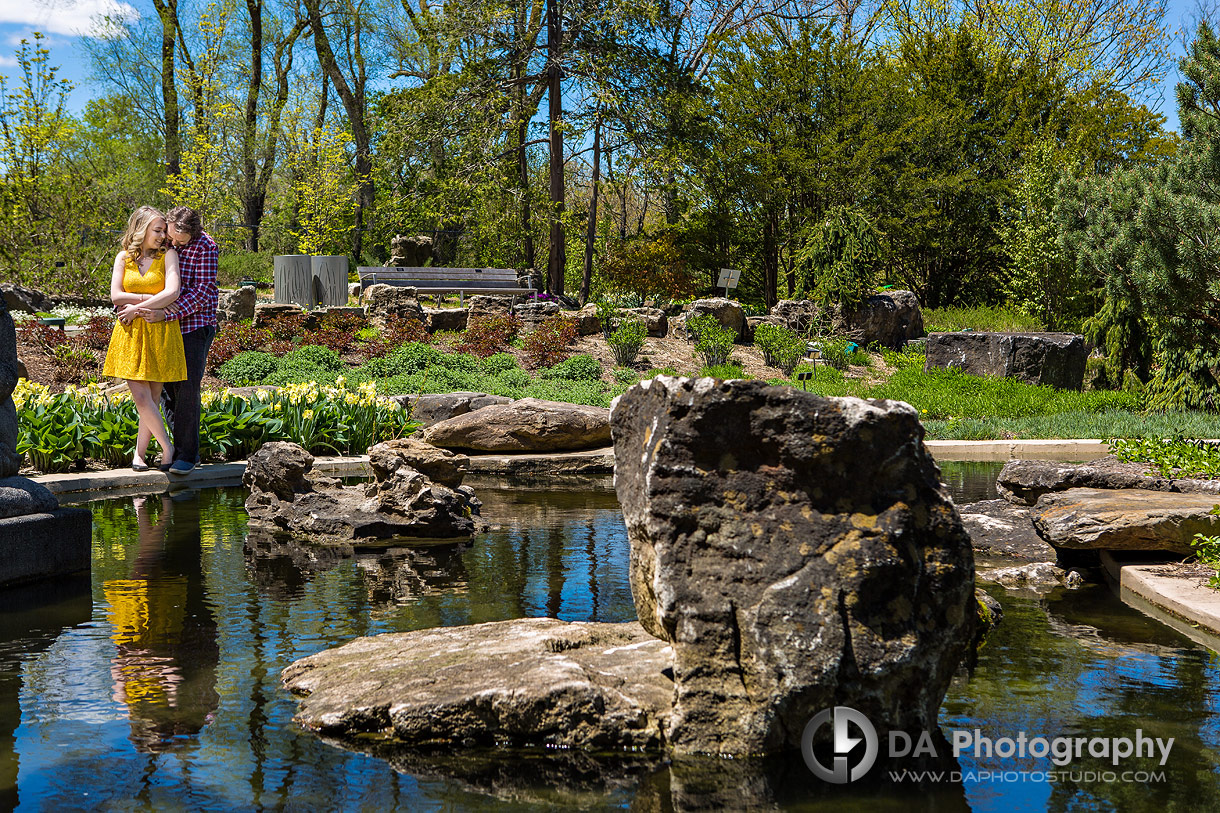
[167,231,219,333]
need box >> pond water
[1,463,1218,811]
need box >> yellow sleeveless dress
[102,254,188,382]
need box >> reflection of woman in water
[104,494,220,752]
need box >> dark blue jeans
[163,325,215,465]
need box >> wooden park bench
[357,266,534,305]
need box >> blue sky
[0,0,1203,132]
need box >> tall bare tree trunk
[581,114,601,305]
[546,0,565,295]
[152,0,181,176]
[303,0,372,260]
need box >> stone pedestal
[0,507,92,587]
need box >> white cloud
[0,1,139,38]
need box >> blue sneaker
[168,460,196,475]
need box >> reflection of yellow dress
[102,254,187,382]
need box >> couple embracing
[102,205,218,474]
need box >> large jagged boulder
[512,300,560,333]
[386,234,433,267]
[282,618,673,750]
[671,298,746,341]
[770,299,819,334]
[611,376,976,755]
[367,437,469,489]
[622,307,668,338]
[0,283,50,314]
[840,290,924,349]
[244,440,485,542]
[422,398,611,452]
[1032,487,1220,556]
[925,331,1088,389]
[218,286,257,323]
[424,307,468,332]
[363,284,425,322]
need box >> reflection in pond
[0,477,1217,810]
[104,494,219,753]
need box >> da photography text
[801,706,1174,785]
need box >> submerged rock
[611,376,976,755]
[282,618,673,750]
[244,440,485,543]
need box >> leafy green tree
[290,126,361,255]
[1064,23,1220,409]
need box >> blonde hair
[120,206,167,261]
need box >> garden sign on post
[717,268,740,299]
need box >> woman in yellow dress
[103,207,188,471]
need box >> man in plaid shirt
[139,206,218,474]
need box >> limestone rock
[770,299,819,334]
[282,618,673,750]
[243,441,315,501]
[390,392,512,426]
[16,359,27,381]
[574,304,601,336]
[1032,487,1220,556]
[925,332,1088,390]
[745,316,781,344]
[253,302,304,330]
[840,290,924,349]
[422,398,612,453]
[243,441,486,542]
[467,295,515,322]
[348,282,361,301]
[367,437,469,489]
[387,234,433,267]
[425,307,468,332]
[958,499,1056,560]
[0,303,20,478]
[0,476,59,519]
[997,457,1220,505]
[512,300,560,332]
[363,284,425,322]
[218,285,256,323]
[611,376,976,755]
[623,307,668,338]
[0,283,49,314]
[673,298,746,341]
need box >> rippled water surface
[0,470,1218,811]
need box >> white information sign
[716,268,741,289]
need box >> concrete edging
[924,439,1109,462]
[1101,551,1220,651]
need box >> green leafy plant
[753,323,806,374]
[1190,529,1220,590]
[607,317,647,367]
[541,353,603,382]
[687,313,736,366]
[700,362,745,379]
[218,351,279,386]
[1108,437,1220,479]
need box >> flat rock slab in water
[282,618,674,751]
[998,457,1220,505]
[1033,488,1220,556]
[958,499,1055,560]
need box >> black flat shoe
[132,462,150,472]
